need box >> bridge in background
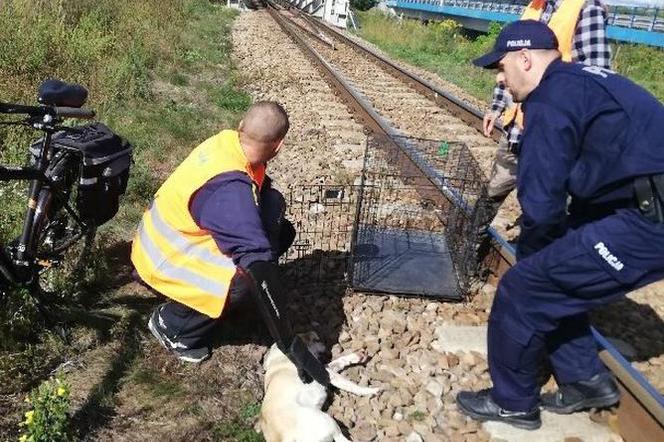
[384,0,664,47]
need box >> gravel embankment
[233,10,663,441]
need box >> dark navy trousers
[489,208,664,411]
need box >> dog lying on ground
[257,334,380,442]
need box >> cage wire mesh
[281,134,489,300]
[280,183,360,288]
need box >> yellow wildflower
[19,434,28,442]
[57,386,67,397]
[24,410,34,425]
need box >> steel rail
[268,1,515,282]
[266,5,469,232]
[266,4,664,441]
[266,4,492,302]
[279,1,503,142]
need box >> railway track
[264,3,664,441]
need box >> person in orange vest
[480,0,611,230]
[131,102,329,385]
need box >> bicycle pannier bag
[34,123,133,225]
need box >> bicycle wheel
[28,151,97,295]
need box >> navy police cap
[473,20,559,69]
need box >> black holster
[634,174,664,223]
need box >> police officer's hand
[483,110,501,137]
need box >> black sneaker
[541,372,621,414]
[456,389,542,430]
[148,307,210,363]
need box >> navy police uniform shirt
[516,59,664,259]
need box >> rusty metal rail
[273,1,515,276]
[266,4,470,231]
[265,3,664,441]
[279,0,502,142]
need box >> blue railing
[386,0,664,47]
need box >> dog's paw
[358,385,381,396]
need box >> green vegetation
[212,402,264,442]
[129,367,186,399]
[613,44,664,102]
[0,0,251,437]
[408,409,427,422]
[351,0,378,11]
[355,12,500,101]
[355,10,664,103]
[19,375,72,442]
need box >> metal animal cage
[280,134,489,300]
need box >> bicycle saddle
[38,79,88,108]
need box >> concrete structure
[287,0,350,27]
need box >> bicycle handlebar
[55,107,95,119]
[0,102,95,120]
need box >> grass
[354,10,664,103]
[212,402,264,442]
[408,410,427,422]
[613,44,664,102]
[0,0,253,438]
[355,12,499,101]
[129,367,186,398]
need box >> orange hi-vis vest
[131,130,266,318]
[503,0,586,128]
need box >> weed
[210,402,263,441]
[129,367,185,398]
[212,83,253,113]
[171,72,190,87]
[241,402,262,420]
[408,410,426,422]
[212,420,264,442]
[1,1,253,438]
[18,374,72,442]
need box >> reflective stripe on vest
[504,0,586,128]
[137,203,234,296]
[131,129,265,318]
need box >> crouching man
[458,20,664,430]
[131,101,328,385]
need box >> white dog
[257,336,380,442]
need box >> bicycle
[0,80,132,318]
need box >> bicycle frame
[0,131,88,287]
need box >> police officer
[131,102,329,385]
[457,20,664,430]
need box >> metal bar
[268,5,485,290]
[593,330,664,414]
[267,7,452,207]
[299,10,503,142]
[284,10,336,48]
[0,166,45,181]
[385,1,664,47]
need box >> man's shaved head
[239,101,289,145]
[238,101,289,165]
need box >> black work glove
[243,261,330,386]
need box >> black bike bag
[31,123,132,226]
